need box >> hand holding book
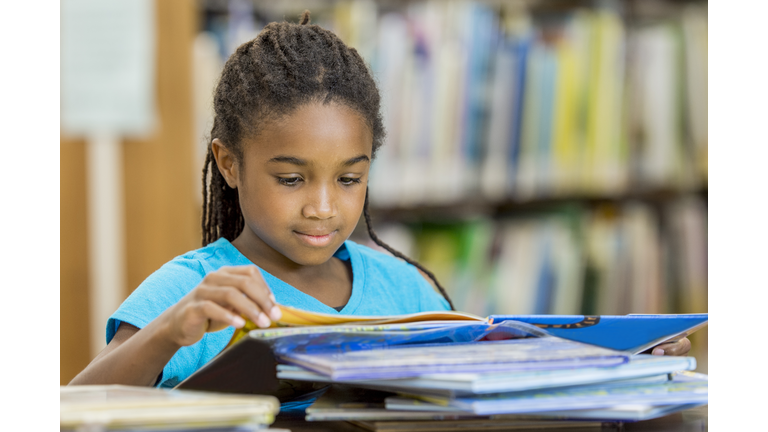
[161,265,282,348]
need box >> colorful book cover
[252,321,539,355]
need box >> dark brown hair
[201,11,454,310]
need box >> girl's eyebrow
[268,155,307,166]
[267,154,370,167]
[341,154,370,167]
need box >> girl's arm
[69,321,180,386]
[69,266,282,386]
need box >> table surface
[271,405,707,432]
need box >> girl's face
[213,102,372,268]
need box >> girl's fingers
[651,337,692,356]
[198,300,245,329]
[205,267,282,321]
[198,285,272,328]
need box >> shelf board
[368,187,707,222]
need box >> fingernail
[652,348,665,356]
[257,312,271,328]
[270,305,282,321]
[232,315,246,328]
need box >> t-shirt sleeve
[106,257,207,387]
[107,258,205,342]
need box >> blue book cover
[251,320,548,355]
[488,314,708,354]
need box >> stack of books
[177,305,708,430]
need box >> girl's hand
[158,266,282,347]
[651,337,692,356]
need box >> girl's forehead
[245,102,373,161]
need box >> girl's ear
[211,138,239,188]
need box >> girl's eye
[278,177,303,186]
[339,177,362,186]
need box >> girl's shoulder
[167,237,251,274]
[344,240,418,273]
[124,238,248,305]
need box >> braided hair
[201,10,455,310]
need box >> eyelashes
[339,177,362,186]
[276,176,363,187]
[277,177,302,186]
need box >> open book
[229,304,708,354]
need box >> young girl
[70,12,453,392]
[70,11,689,393]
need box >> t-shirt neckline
[213,238,363,314]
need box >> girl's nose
[302,183,337,220]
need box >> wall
[60,0,199,385]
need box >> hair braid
[362,188,456,311]
[200,10,454,309]
[201,149,212,245]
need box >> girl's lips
[294,230,336,247]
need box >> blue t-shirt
[107,238,450,389]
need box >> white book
[385,396,705,422]
[433,371,707,415]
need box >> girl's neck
[231,231,353,308]
[231,230,349,288]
